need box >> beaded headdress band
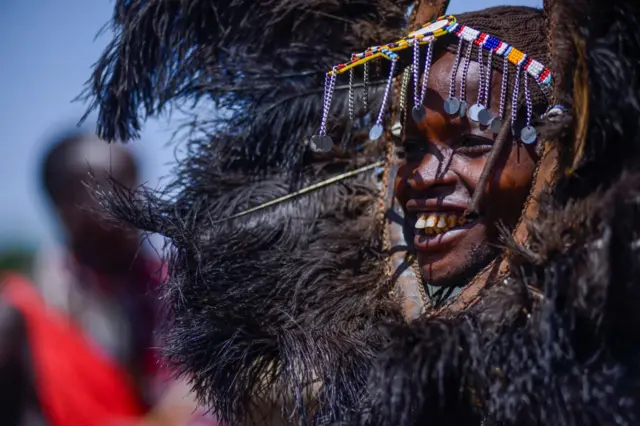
[206,14,557,227]
[311,15,553,152]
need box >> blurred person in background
[0,131,216,425]
[35,130,157,393]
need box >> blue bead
[484,35,500,51]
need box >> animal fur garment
[84,0,640,425]
[364,1,640,425]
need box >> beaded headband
[311,15,553,152]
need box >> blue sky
[0,0,541,249]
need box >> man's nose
[407,144,458,192]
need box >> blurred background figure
[0,0,178,277]
[0,132,217,425]
[0,2,218,423]
[34,131,160,404]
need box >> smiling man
[392,8,549,303]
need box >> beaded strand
[369,59,398,141]
[448,37,464,100]
[459,41,474,117]
[363,62,370,113]
[348,68,355,120]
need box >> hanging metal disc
[468,103,483,122]
[459,101,468,119]
[443,97,461,115]
[478,108,493,126]
[412,105,427,123]
[310,135,334,152]
[369,123,384,141]
[489,117,503,134]
[520,126,538,145]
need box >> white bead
[461,27,479,42]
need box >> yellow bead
[507,48,524,64]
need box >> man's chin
[416,244,498,289]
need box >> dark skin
[51,143,141,276]
[394,49,539,288]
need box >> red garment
[1,274,145,426]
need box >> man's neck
[426,258,503,317]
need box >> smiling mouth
[413,212,472,235]
[408,210,479,252]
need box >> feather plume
[80,0,412,176]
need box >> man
[36,131,157,380]
[0,132,215,425]
[81,0,640,425]
[390,6,550,310]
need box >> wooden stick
[466,113,513,216]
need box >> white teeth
[415,212,465,233]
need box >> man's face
[60,182,137,254]
[394,50,539,287]
[55,150,140,272]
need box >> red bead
[523,57,534,70]
[474,33,487,46]
[539,68,551,81]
